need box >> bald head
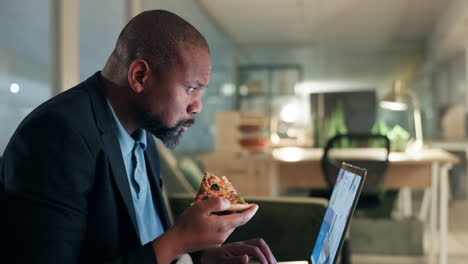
[106,10,209,77]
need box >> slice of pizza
[194,172,253,211]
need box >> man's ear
[127,59,151,93]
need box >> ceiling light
[280,103,299,123]
[10,83,20,93]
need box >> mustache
[175,118,195,128]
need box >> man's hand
[173,197,259,250]
[152,197,258,263]
[199,239,277,264]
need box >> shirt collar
[106,99,147,154]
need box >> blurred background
[1,0,468,263]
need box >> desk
[273,147,458,264]
[273,148,457,189]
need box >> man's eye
[188,87,197,93]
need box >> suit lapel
[85,72,139,235]
[101,134,139,233]
[145,136,172,230]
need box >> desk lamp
[380,80,423,151]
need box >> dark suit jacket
[0,72,172,263]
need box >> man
[0,10,276,264]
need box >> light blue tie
[131,142,147,199]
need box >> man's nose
[188,94,203,115]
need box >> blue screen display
[310,169,361,264]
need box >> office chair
[315,133,392,264]
[321,133,391,208]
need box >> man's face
[136,46,211,148]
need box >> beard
[140,111,195,149]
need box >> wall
[79,0,126,80]
[0,0,51,154]
[243,45,423,95]
[0,0,127,154]
[417,52,467,139]
[427,0,468,63]
[423,0,468,140]
[0,0,236,155]
[241,45,425,136]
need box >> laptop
[272,162,367,264]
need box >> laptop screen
[310,166,364,264]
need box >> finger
[225,254,249,264]
[222,204,259,229]
[213,210,234,216]
[197,197,231,213]
[244,239,277,264]
[237,244,268,264]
